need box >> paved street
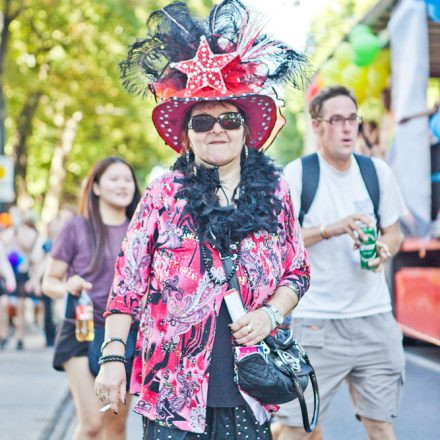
[0,332,68,440]
[323,342,440,439]
[0,330,142,440]
[1,328,438,440]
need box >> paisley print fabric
[105,170,310,433]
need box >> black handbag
[222,257,320,432]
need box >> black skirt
[143,405,272,440]
[52,319,88,371]
[13,272,32,298]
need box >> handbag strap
[222,256,240,292]
[291,367,320,432]
[221,256,320,433]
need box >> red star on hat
[171,36,238,96]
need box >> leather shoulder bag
[222,256,320,433]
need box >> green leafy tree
[308,0,376,66]
[6,0,165,214]
[0,0,25,155]
[3,0,306,216]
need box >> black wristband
[98,354,126,366]
[100,337,126,354]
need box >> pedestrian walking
[94,1,311,438]
[42,157,141,440]
[0,238,17,349]
[29,210,75,347]
[2,210,39,350]
[273,86,407,440]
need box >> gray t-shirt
[51,215,128,326]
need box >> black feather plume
[120,0,309,100]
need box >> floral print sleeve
[276,178,310,299]
[105,185,159,321]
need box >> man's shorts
[274,312,405,426]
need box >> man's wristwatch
[261,304,284,330]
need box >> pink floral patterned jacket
[105,170,310,433]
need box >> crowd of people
[0,206,75,351]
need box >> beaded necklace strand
[199,239,241,286]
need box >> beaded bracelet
[261,306,277,330]
[100,337,126,354]
[98,354,126,366]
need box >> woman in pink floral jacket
[95,2,310,439]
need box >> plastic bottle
[75,290,94,342]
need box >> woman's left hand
[230,309,272,346]
[95,362,126,414]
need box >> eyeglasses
[188,112,245,132]
[317,115,362,127]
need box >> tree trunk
[0,0,25,154]
[40,111,83,223]
[13,91,42,199]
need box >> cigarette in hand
[99,404,112,413]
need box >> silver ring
[246,325,253,334]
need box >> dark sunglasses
[188,112,245,132]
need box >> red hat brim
[152,94,277,153]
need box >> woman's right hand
[95,362,126,414]
[66,275,92,296]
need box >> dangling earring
[244,145,249,160]
[185,149,191,165]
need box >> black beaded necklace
[199,238,241,286]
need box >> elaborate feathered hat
[120,0,309,152]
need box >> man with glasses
[273,86,407,440]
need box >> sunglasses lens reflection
[191,115,216,132]
[190,113,243,132]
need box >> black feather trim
[119,2,206,97]
[120,0,310,100]
[172,149,283,253]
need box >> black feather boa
[173,148,283,253]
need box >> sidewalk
[0,330,142,440]
[0,331,68,440]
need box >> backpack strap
[353,154,381,229]
[299,153,320,226]
[299,153,381,229]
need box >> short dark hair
[309,86,358,119]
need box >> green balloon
[349,24,373,43]
[351,33,380,67]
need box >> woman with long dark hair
[43,156,141,440]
